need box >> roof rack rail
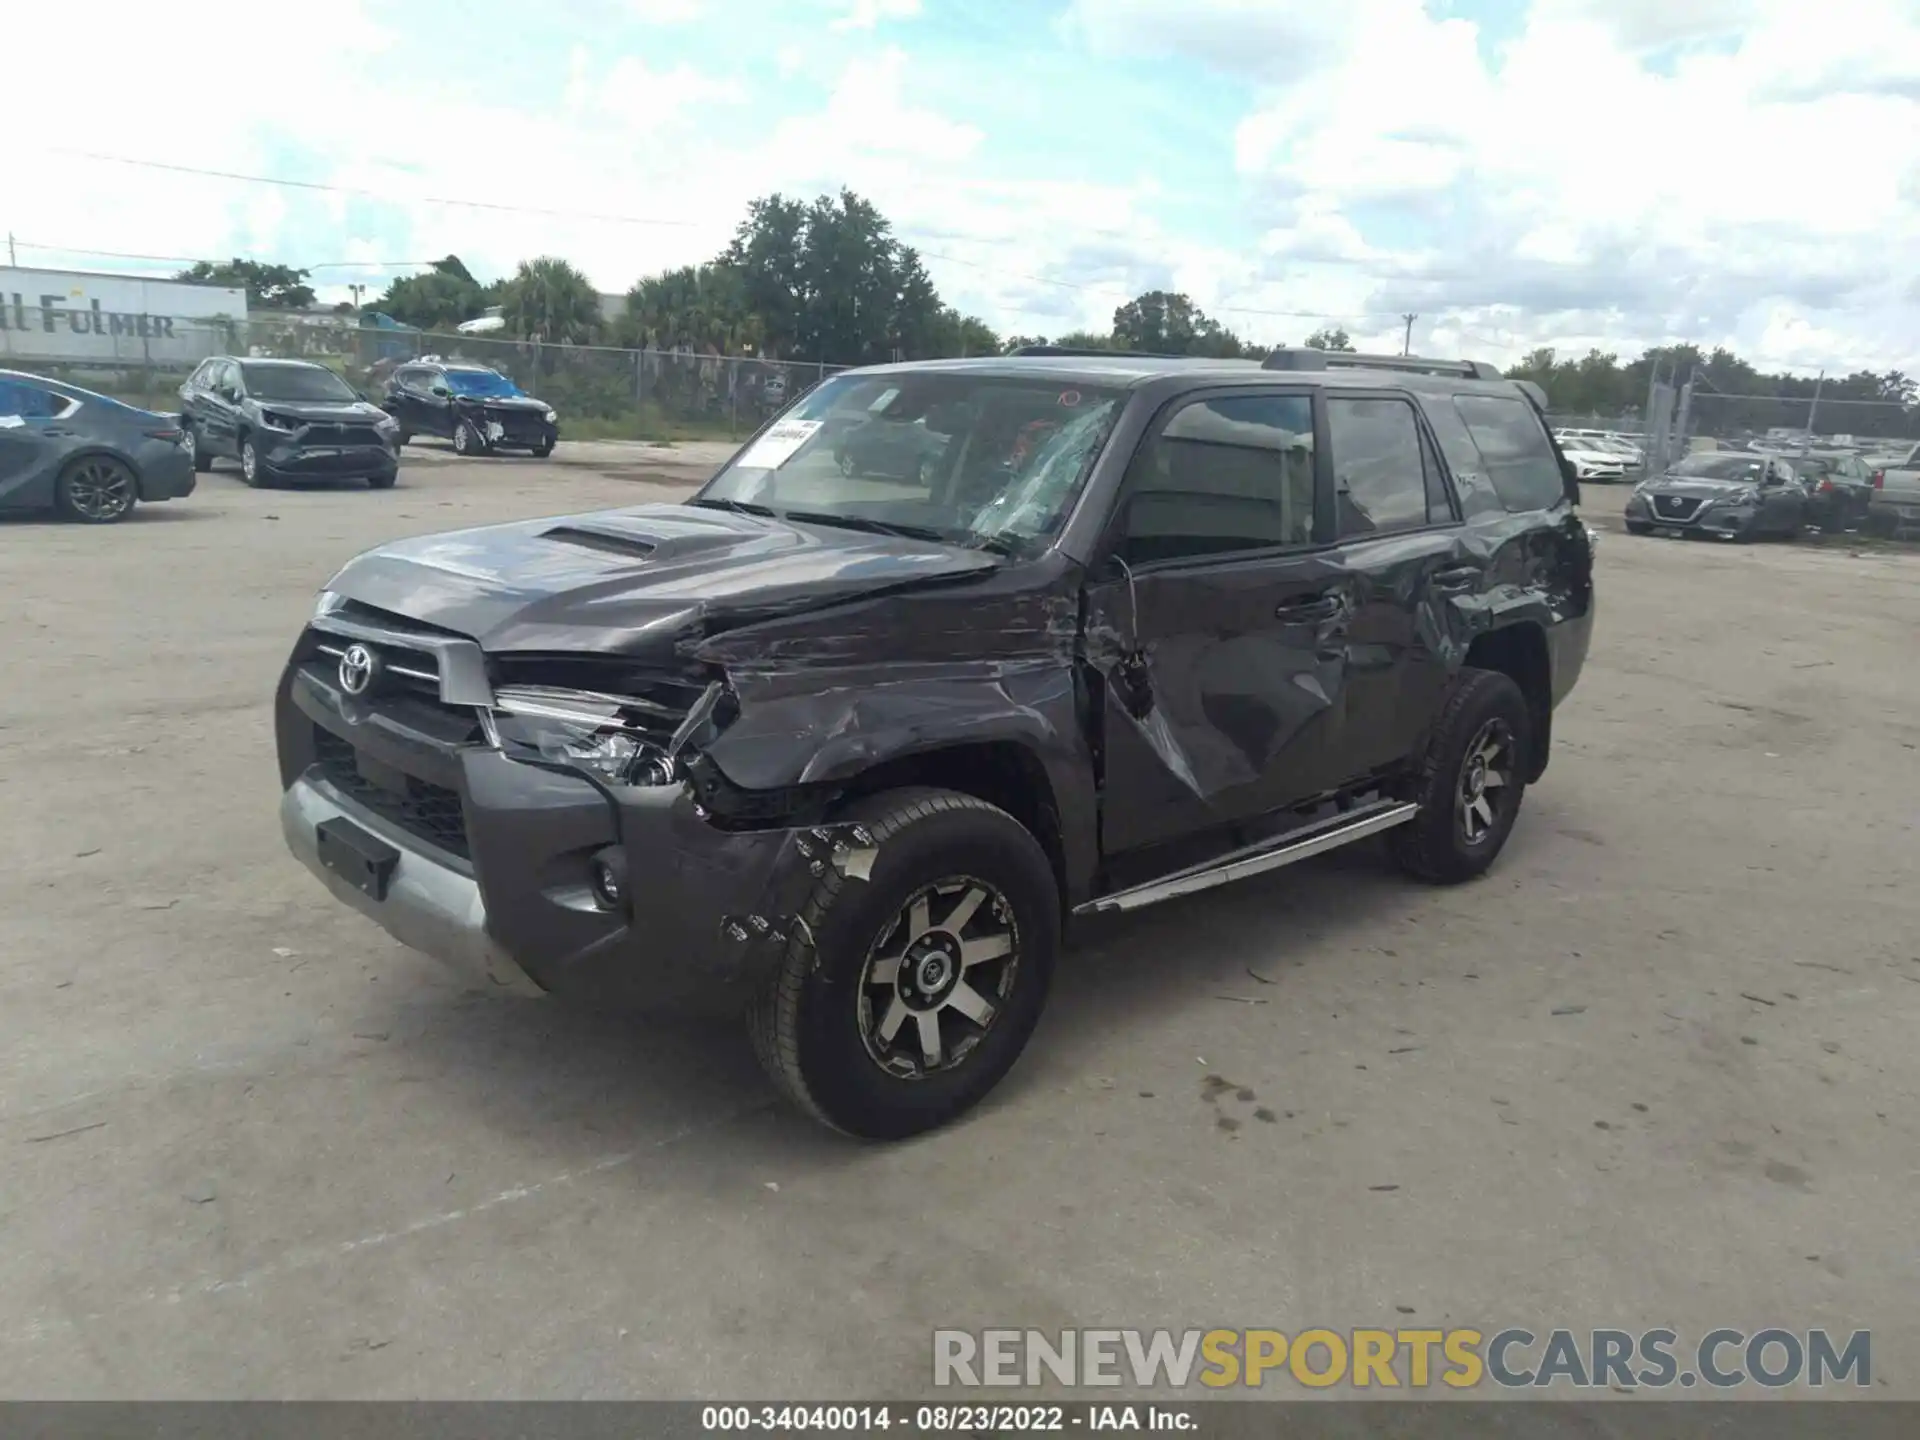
[1011,345,1186,359]
[1261,348,1505,382]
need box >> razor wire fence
[0,310,846,440]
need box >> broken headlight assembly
[487,687,681,786]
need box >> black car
[180,358,400,489]
[380,360,558,458]
[0,369,195,523]
[1624,451,1808,541]
[273,346,1594,1138]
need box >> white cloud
[629,0,704,20]
[1081,0,1920,371]
[830,0,922,34]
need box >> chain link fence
[2,310,846,441]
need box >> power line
[43,147,1400,328]
[6,238,432,270]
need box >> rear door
[1083,386,1353,854]
[203,361,241,455]
[1319,390,1474,779]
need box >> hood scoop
[541,525,658,560]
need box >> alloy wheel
[241,442,258,483]
[857,878,1019,1080]
[181,428,196,464]
[1456,718,1515,846]
[64,458,136,521]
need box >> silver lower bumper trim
[279,777,543,996]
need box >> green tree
[1304,326,1354,352]
[620,263,762,354]
[373,255,493,331]
[1053,330,1112,350]
[176,258,315,310]
[500,256,602,344]
[1110,290,1248,356]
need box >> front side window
[1326,396,1432,538]
[1453,394,1568,512]
[1115,393,1316,564]
[697,371,1126,556]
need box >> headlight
[375,412,399,432]
[313,588,346,619]
[259,410,298,431]
[542,407,557,424]
[489,686,678,786]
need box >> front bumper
[468,409,557,449]
[1625,493,1754,536]
[263,435,399,480]
[276,658,828,1016]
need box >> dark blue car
[0,370,197,524]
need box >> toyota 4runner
[275,347,1595,1138]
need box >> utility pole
[1401,313,1417,356]
[1805,369,1825,444]
[6,233,15,267]
[348,282,366,312]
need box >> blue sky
[11,0,1920,373]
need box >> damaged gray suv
[275,346,1595,1138]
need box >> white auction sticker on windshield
[737,419,822,470]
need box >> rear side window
[1326,396,1431,537]
[1117,393,1317,563]
[1452,395,1567,512]
[0,379,66,418]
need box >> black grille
[313,727,470,859]
[1654,495,1701,520]
[487,409,548,442]
[302,422,386,446]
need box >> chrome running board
[1075,800,1419,916]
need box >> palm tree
[500,257,602,345]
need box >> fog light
[591,849,629,909]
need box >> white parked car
[1556,434,1630,483]
[456,307,505,336]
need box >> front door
[1083,388,1353,855]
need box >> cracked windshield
[699,373,1122,552]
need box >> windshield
[1671,454,1768,481]
[241,364,357,403]
[1790,457,1834,478]
[694,371,1126,555]
[443,369,522,398]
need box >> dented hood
[322,502,1002,656]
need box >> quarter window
[1452,394,1566,512]
[1116,393,1317,564]
[1326,396,1431,538]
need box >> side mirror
[430,384,451,398]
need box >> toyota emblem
[338,643,380,696]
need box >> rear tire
[748,788,1060,1139]
[1390,669,1531,885]
[186,426,212,474]
[54,455,139,524]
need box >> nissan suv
[274,346,1595,1138]
[380,359,558,457]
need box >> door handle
[1432,566,1481,593]
[1275,591,1341,621]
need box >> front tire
[748,788,1060,1139]
[452,419,488,456]
[532,439,555,459]
[1625,521,1653,535]
[367,473,397,490]
[238,436,266,488]
[1390,669,1531,885]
